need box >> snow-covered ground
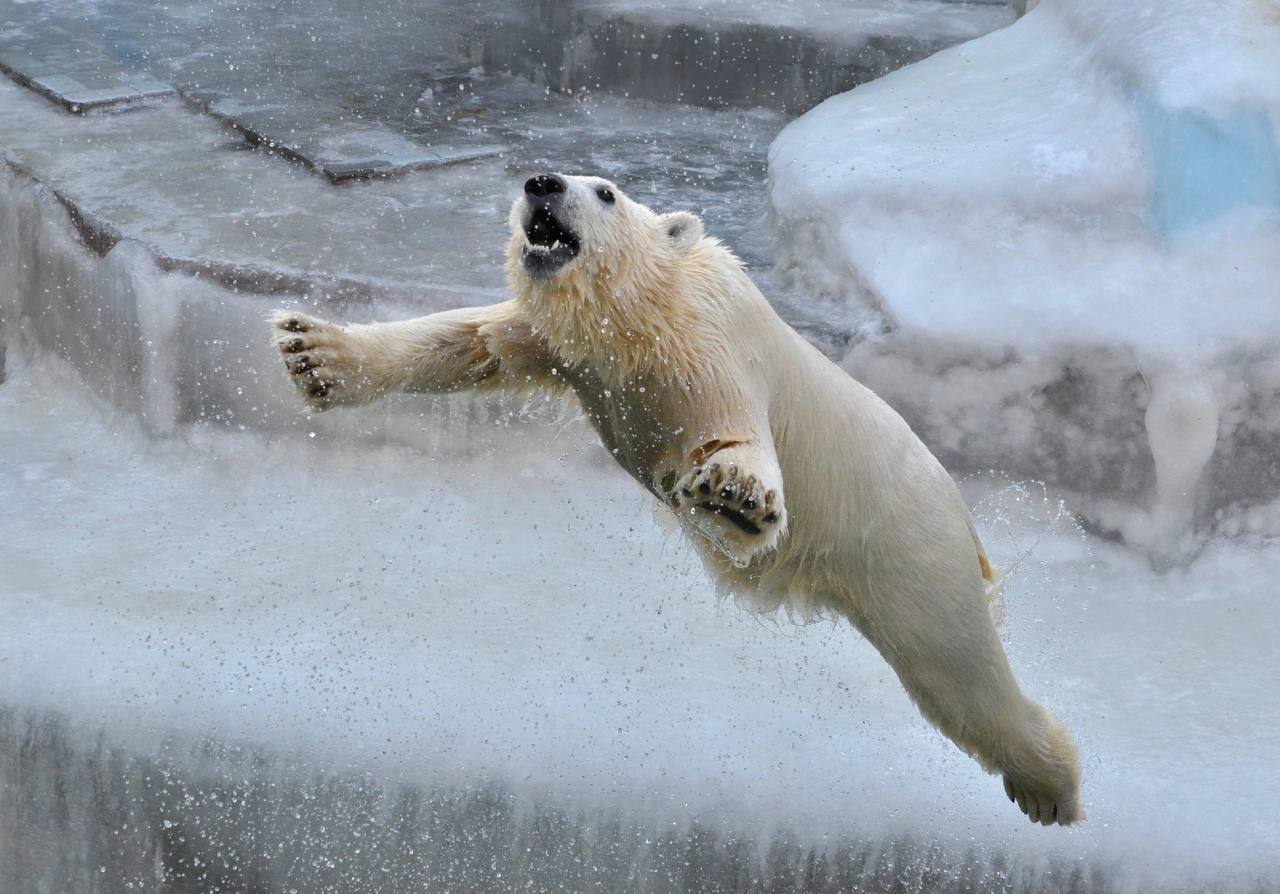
[768,0,1280,566]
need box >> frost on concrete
[767,0,1280,566]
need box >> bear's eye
[596,187,615,205]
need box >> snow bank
[767,0,1280,565]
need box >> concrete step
[479,0,1012,112]
[183,89,508,184]
[0,51,174,113]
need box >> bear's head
[506,172,713,380]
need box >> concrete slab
[187,92,506,183]
[28,72,174,113]
[0,54,174,113]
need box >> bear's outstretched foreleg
[854,563,1083,826]
[271,302,556,410]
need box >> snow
[767,0,1280,563]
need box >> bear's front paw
[271,311,374,410]
[672,461,785,560]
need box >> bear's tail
[983,559,1007,628]
[970,520,1006,627]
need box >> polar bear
[271,172,1083,825]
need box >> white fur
[271,174,1083,825]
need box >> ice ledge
[767,0,1280,565]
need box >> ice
[1143,99,1280,237]
[767,0,1280,563]
[1130,372,1221,567]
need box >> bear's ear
[662,211,704,251]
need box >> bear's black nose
[525,173,566,198]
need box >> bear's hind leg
[853,571,1083,826]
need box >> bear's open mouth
[521,202,580,279]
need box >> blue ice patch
[1139,94,1280,237]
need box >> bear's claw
[271,310,363,410]
[672,461,783,542]
[1002,774,1081,827]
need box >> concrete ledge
[479,0,1010,112]
[0,54,174,113]
[0,706,1124,894]
[184,91,507,184]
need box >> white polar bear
[272,173,1083,825]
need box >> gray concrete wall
[478,0,1000,113]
